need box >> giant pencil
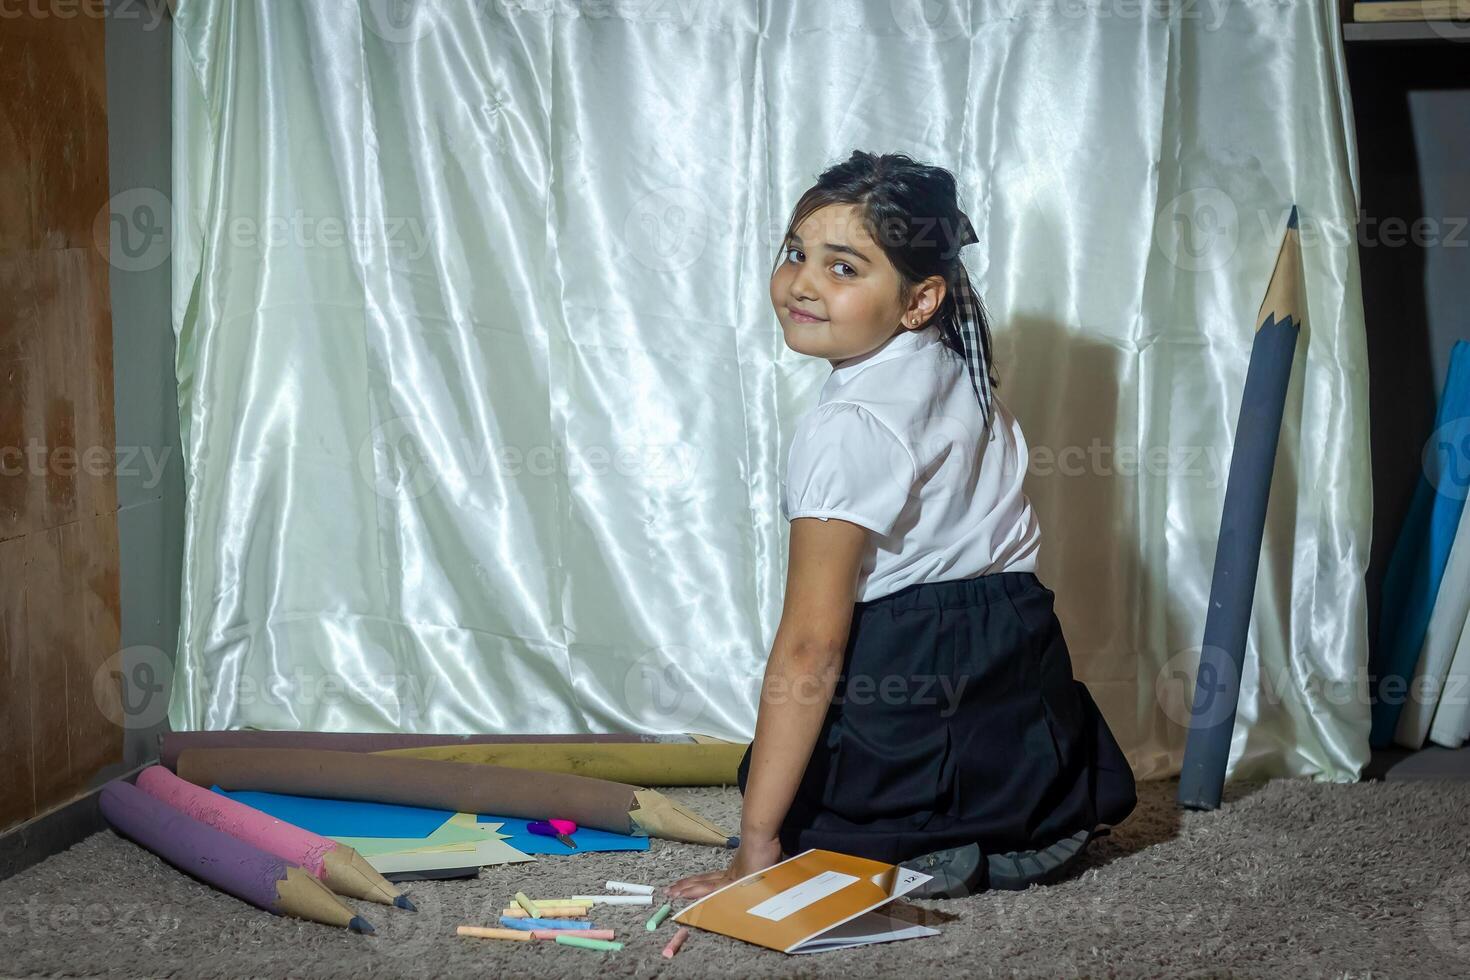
[176,747,731,845]
[134,765,413,910]
[159,731,673,771]
[99,779,374,933]
[375,741,747,786]
[1177,205,1306,811]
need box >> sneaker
[902,842,986,899]
[902,826,1104,899]
[985,827,1097,891]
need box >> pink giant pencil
[135,765,412,910]
[99,780,373,933]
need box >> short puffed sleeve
[782,401,917,536]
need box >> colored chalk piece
[662,926,690,959]
[530,929,615,940]
[457,926,532,942]
[499,916,590,931]
[502,907,587,918]
[645,902,673,931]
[605,880,654,895]
[531,898,594,907]
[513,891,539,916]
[555,935,623,952]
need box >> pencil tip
[725,836,740,849]
[350,916,376,934]
[395,894,418,912]
[1287,204,1298,230]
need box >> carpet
[1,777,1465,978]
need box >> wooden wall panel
[0,8,123,833]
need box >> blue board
[215,788,454,838]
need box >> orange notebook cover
[672,848,939,954]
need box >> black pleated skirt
[737,571,1137,865]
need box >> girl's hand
[663,835,784,900]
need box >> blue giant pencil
[1177,205,1305,811]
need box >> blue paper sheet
[476,814,650,854]
[216,787,454,838]
[1371,340,1470,745]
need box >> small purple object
[527,820,577,848]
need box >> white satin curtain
[168,0,1372,783]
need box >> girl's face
[771,203,944,367]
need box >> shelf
[1344,20,1470,42]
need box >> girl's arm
[741,515,868,842]
[666,515,869,899]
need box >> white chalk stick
[604,880,655,896]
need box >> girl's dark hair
[772,150,998,397]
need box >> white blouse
[781,322,1041,602]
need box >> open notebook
[672,849,940,954]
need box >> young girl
[666,152,1137,901]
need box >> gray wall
[105,0,183,770]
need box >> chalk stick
[502,907,588,918]
[499,916,589,931]
[531,929,615,940]
[457,925,533,941]
[662,926,691,958]
[134,765,411,910]
[604,880,654,895]
[513,891,539,916]
[502,905,588,922]
[645,902,673,931]
[530,897,594,907]
[554,935,623,951]
[99,780,372,933]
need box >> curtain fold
[168,0,1371,783]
